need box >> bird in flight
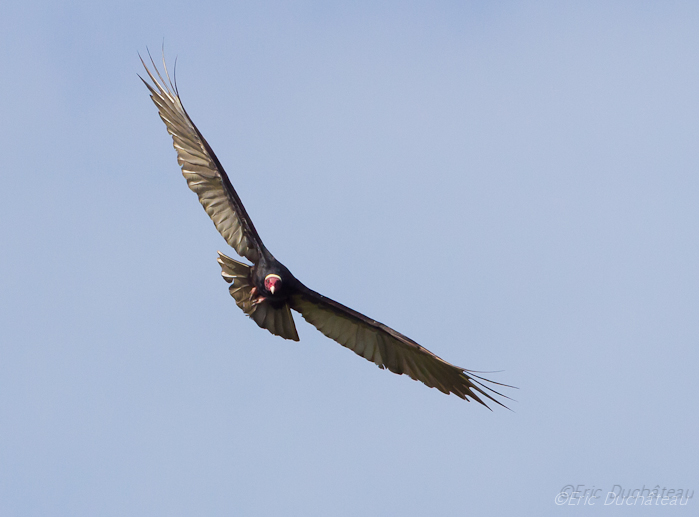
[141,54,511,409]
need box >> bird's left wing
[140,55,264,264]
[289,284,510,409]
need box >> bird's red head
[264,274,282,295]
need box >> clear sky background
[1,1,697,516]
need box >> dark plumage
[141,54,512,409]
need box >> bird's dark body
[252,256,296,302]
[141,53,512,409]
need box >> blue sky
[1,1,698,515]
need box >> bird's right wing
[289,284,511,409]
[141,54,265,264]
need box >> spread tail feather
[217,251,299,341]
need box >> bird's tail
[217,251,299,341]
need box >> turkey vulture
[141,54,511,409]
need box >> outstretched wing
[290,285,511,409]
[140,54,265,264]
